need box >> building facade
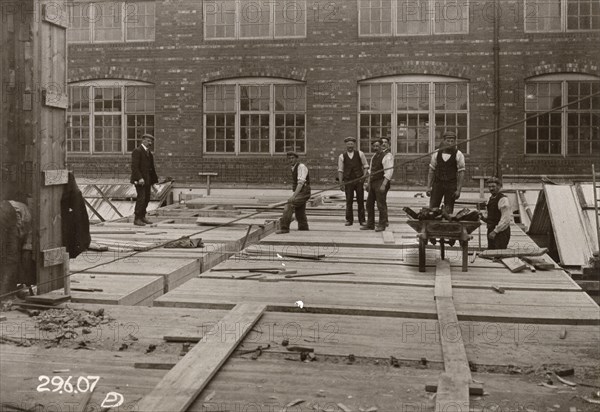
[61,0,599,185]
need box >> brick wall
[66,0,600,185]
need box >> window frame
[67,1,156,44]
[67,80,155,155]
[524,0,600,33]
[358,0,470,37]
[203,0,308,40]
[524,73,600,156]
[203,78,307,156]
[358,75,470,155]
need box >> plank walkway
[1,195,599,410]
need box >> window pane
[240,85,270,111]
[239,1,270,38]
[93,2,123,42]
[67,3,91,43]
[526,0,561,32]
[435,0,468,34]
[126,2,155,41]
[359,114,391,153]
[398,83,428,111]
[94,115,122,153]
[275,0,306,37]
[397,0,429,35]
[204,0,236,39]
[205,85,236,112]
[359,0,393,36]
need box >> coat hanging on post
[61,172,91,259]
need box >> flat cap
[142,133,155,140]
[344,136,357,143]
[442,130,457,139]
[286,151,299,158]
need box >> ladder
[593,164,600,254]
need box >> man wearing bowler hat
[426,130,465,215]
[130,134,159,226]
[338,136,369,226]
[276,151,311,234]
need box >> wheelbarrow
[407,220,481,272]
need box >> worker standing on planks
[276,151,311,234]
[361,137,394,232]
[426,130,466,214]
[479,177,512,249]
[130,134,159,226]
[338,136,369,226]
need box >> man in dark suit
[130,134,159,226]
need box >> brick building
[60,0,599,185]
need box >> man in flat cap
[130,134,159,226]
[338,136,369,226]
[361,137,394,232]
[276,151,311,234]
[426,130,465,215]
[480,177,512,249]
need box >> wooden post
[1,1,69,294]
[63,252,70,295]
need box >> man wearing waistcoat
[426,131,465,215]
[480,177,512,249]
[130,134,159,226]
[361,137,394,232]
[276,151,311,234]
[338,136,369,226]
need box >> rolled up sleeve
[297,164,308,184]
[382,153,394,181]
[494,197,512,233]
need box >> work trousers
[430,180,457,214]
[280,185,311,231]
[134,183,151,219]
[365,180,390,228]
[487,225,511,249]
[343,180,365,224]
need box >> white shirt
[292,163,309,185]
[369,150,394,181]
[493,196,512,233]
[429,149,466,173]
[337,150,369,173]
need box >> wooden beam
[500,257,527,273]
[382,231,395,244]
[479,248,548,259]
[42,169,69,186]
[434,261,473,412]
[136,303,266,412]
[434,260,452,299]
[42,247,66,267]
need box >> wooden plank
[136,303,266,412]
[500,257,527,273]
[42,3,68,28]
[42,247,66,267]
[382,230,395,244]
[434,260,452,298]
[42,89,69,109]
[479,247,548,258]
[42,169,69,186]
[435,372,469,412]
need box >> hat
[344,136,357,143]
[286,151,298,158]
[442,131,457,139]
[142,133,155,140]
[487,176,502,185]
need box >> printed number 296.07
[37,376,100,394]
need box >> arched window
[67,80,155,154]
[203,78,306,155]
[525,73,600,155]
[359,75,469,154]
